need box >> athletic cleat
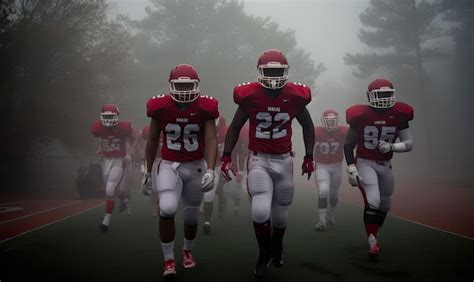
[272,247,284,268]
[254,252,271,278]
[163,259,177,277]
[203,222,211,235]
[368,243,381,257]
[182,250,197,269]
[315,222,326,231]
[119,201,129,213]
[99,223,108,233]
[327,214,336,225]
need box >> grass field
[1,180,473,282]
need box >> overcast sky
[111,0,368,83]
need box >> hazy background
[1,0,472,198]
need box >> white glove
[200,169,215,192]
[378,140,393,154]
[142,172,152,196]
[347,164,362,187]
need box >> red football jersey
[91,121,133,158]
[346,102,414,161]
[314,126,348,164]
[147,94,219,162]
[234,81,311,154]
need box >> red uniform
[91,121,133,158]
[147,94,219,162]
[346,102,414,161]
[234,81,311,154]
[314,126,348,164]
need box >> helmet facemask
[257,62,289,89]
[321,114,338,131]
[100,112,119,127]
[367,88,395,108]
[170,78,200,103]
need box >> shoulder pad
[233,82,258,105]
[394,102,414,122]
[339,125,350,135]
[91,120,103,136]
[147,94,172,117]
[346,105,368,126]
[118,121,133,135]
[198,95,219,119]
[287,82,311,104]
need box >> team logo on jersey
[268,106,280,112]
[176,118,189,123]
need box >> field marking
[342,201,474,241]
[0,201,104,244]
[0,201,81,225]
[388,213,473,241]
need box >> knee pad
[251,194,271,223]
[158,193,178,218]
[183,205,199,226]
[271,205,289,229]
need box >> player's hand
[142,172,152,196]
[378,140,393,154]
[200,169,215,192]
[347,164,362,187]
[220,156,236,182]
[301,156,314,180]
[235,172,243,183]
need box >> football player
[91,104,134,232]
[202,115,230,234]
[120,128,141,214]
[314,110,348,231]
[142,64,219,278]
[221,49,315,278]
[344,78,414,257]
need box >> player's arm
[343,126,360,186]
[145,118,161,174]
[296,108,315,179]
[392,125,413,152]
[204,119,218,170]
[221,107,248,181]
[223,107,248,156]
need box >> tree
[0,0,136,155]
[123,0,325,121]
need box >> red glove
[220,155,236,182]
[301,156,314,180]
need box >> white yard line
[0,202,104,244]
[0,201,81,225]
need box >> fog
[1,0,472,198]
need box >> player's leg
[247,156,273,278]
[202,172,216,234]
[150,159,160,216]
[314,163,331,231]
[270,155,294,267]
[327,163,342,225]
[180,160,207,269]
[357,160,382,256]
[100,159,124,232]
[156,161,182,277]
[119,159,132,214]
[376,162,395,231]
[216,175,228,218]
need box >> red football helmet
[321,109,338,131]
[257,49,289,89]
[100,104,119,127]
[169,64,200,103]
[367,79,396,108]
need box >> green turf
[1,186,473,282]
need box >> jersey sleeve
[395,102,414,123]
[119,121,133,137]
[199,96,219,120]
[146,95,169,119]
[346,105,366,127]
[90,121,103,137]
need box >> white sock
[204,221,210,225]
[368,234,377,247]
[183,238,194,251]
[318,209,327,225]
[102,213,111,225]
[161,241,175,261]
